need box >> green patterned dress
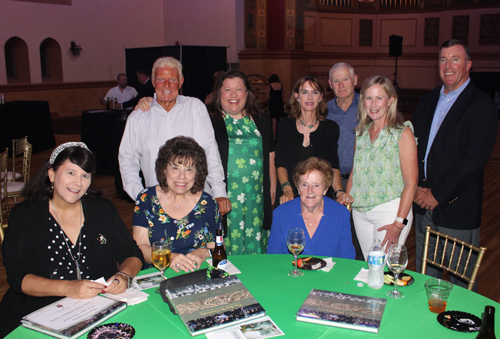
[224,114,267,255]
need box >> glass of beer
[287,228,305,277]
[152,240,172,285]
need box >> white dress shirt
[105,86,138,104]
[119,94,227,200]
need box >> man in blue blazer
[413,40,498,290]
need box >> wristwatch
[395,217,408,226]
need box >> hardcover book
[21,295,127,339]
[296,289,387,333]
[164,274,266,336]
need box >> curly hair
[22,145,102,201]
[292,157,333,191]
[287,75,327,121]
[155,136,208,194]
[356,75,404,136]
[207,70,262,120]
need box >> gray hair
[152,57,183,82]
[329,62,355,80]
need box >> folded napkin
[103,289,149,306]
[205,259,241,275]
[91,277,112,287]
[354,267,369,283]
[319,258,336,272]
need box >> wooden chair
[421,225,487,291]
[0,148,8,243]
[6,136,28,182]
[5,142,32,213]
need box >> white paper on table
[23,296,116,331]
[319,258,336,272]
[206,316,284,339]
[91,277,112,287]
[354,267,369,283]
[206,259,241,274]
[102,289,149,306]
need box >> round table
[7,254,499,338]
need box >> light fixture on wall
[70,41,82,55]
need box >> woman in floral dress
[133,136,222,272]
[209,70,276,255]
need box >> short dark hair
[155,136,208,194]
[268,74,280,83]
[207,70,262,120]
[22,145,102,201]
[136,67,151,77]
[440,39,470,61]
[292,157,333,190]
[117,73,126,80]
[287,75,327,121]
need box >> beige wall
[303,7,500,90]
[0,1,165,84]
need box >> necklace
[370,127,382,144]
[51,200,83,280]
[299,118,318,129]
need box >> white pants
[352,198,412,261]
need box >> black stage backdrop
[125,45,227,102]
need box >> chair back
[421,226,487,291]
[0,148,8,243]
[11,136,28,182]
[23,142,32,183]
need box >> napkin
[205,259,241,275]
[319,258,336,272]
[354,267,369,283]
[103,289,149,305]
[91,277,112,287]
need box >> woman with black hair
[0,142,144,338]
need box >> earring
[298,100,301,103]
[50,182,54,192]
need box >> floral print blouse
[133,187,221,258]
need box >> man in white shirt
[119,57,231,214]
[99,73,138,107]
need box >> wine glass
[151,241,172,293]
[386,244,408,299]
[287,228,305,277]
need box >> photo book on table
[296,289,387,333]
[21,295,127,339]
[164,273,266,337]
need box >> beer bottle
[106,97,110,110]
[212,229,227,271]
[477,306,496,339]
[114,98,118,110]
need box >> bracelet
[393,223,404,230]
[117,271,132,288]
[335,190,344,198]
[281,182,291,191]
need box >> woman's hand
[215,197,232,216]
[171,248,209,273]
[65,280,105,299]
[104,274,129,295]
[337,192,354,205]
[279,191,294,205]
[377,223,403,252]
[135,97,154,112]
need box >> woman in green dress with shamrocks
[209,70,277,255]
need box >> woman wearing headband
[0,142,144,338]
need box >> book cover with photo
[296,289,387,333]
[165,274,266,336]
[21,296,127,339]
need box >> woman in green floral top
[133,136,221,272]
[341,75,418,260]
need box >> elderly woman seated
[133,136,222,273]
[267,157,355,258]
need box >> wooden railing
[308,0,496,9]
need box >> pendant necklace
[299,118,318,129]
[51,200,83,280]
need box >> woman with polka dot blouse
[0,142,144,338]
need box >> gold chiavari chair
[5,142,32,214]
[6,136,28,182]
[421,226,487,291]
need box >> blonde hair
[152,57,183,83]
[356,75,404,136]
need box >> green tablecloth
[7,254,499,338]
